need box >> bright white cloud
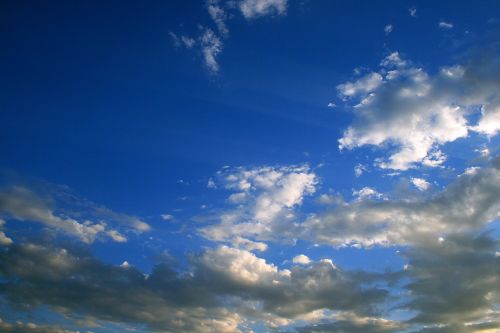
[352,187,385,201]
[239,0,288,19]
[384,24,393,35]
[200,165,317,242]
[411,177,430,191]
[337,48,500,170]
[292,254,311,265]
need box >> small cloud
[411,177,430,191]
[438,21,454,29]
[352,187,385,201]
[384,24,393,35]
[200,28,223,74]
[161,214,174,221]
[292,254,311,265]
[327,102,336,108]
[409,6,417,17]
[354,163,367,177]
[120,261,131,268]
[207,178,216,189]
[239,0,288,19]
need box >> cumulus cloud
[337,46,500,170]
[0,186,149,243]
[292,254,311,265]
[239,0,288,19]
[200,165,317,243]
[301,159,500,247]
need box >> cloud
[0,185,150,243]
[384,24,393,35]
[200,28,223,74]
[301,159,500,247]
[354,163,367,177]
[438,21,454,29]
[352,187,385,201]
[409,7,417,17]
[411,177,430,191]
[0,318,90,333]
[402,233,500,331]
[160,214,174,221]
[207,0,229,36]
[337,46,500,170]
[0,241,392,332]
[200,165,317,243]
[292,254,311,265]
[239,0,288,19]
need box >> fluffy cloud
[239,0,288,19]
[302,159,500,247]
[0,186,149,243]
[438,21,454,29]
[201,165,317,243]
[337,45,500,170]
[411,177,430,191]
[292,254,311,265]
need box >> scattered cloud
[200,28,223,74]
[0,185,150,243]
[409,6,417,17]
[239,0,288,19]
[438,21,454,29]
[384,24,393,35]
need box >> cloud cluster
[200,165,317,244]
[337,45,500,170]
[0,318,90,333]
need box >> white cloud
[207,0,229,36]
[384,24,393,35]
[161,214,174,221]
[409,7,417,17]
[438,21,454,29]
[239,0,288,19]
[352,187,385,201]
[200,28,223,74]
[292,254,311,265]
[200,165,317,242]
[411,177,430,191]
[0,231,12,246]
[337,72,383,98]
[337,48,500,170]
[233,236,268,252]
[354,163,367,177]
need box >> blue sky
[1,1,500,332]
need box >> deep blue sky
[1,1,500,332]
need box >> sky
[1,0,500,332]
